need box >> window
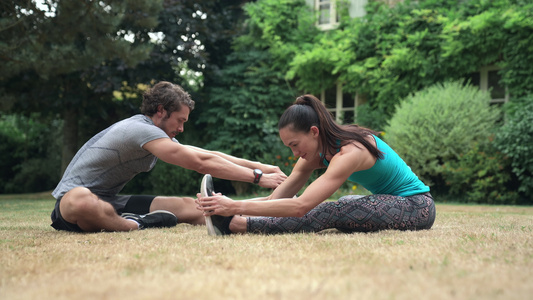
[320,83,364,124]
[316,0,339,30]
[380,0,406,7]
[312,0,368,30]
[467,65,509,104]
[466,65,509,124]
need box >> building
[306,0,508,124]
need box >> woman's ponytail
[279,94,383,159]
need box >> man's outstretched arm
[184,145,285,175]
[143,138,286,189]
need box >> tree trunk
[61,108,79,175]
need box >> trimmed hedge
[494,97,533,202]
[384,81,500,192]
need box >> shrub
[123,161,206,197]
[0,114,61,193]
[441,141,519,204]
[494,97,533,202]
[0,117,24,193]
[148,162,203,196]
[356,103,390,132]
[384,81,500,190]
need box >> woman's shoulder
[333,137,377,171]
[341,135,377,152]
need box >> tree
[87,0,252,145]
[0,0,253,193]
[201,0,319,158]
[121,0,255,196]
[1,0,163,172]
[0,0,248,176]
[198,0,317,194]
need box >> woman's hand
[196,193,237,217]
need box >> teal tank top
[321,135,429,197]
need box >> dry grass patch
[1,196,532,300]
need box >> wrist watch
[253,169,263,184]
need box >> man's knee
[151,196,193,210]
[60,187,100,219]
[180,196,196,206]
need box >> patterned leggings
[247,193,436,234]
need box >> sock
[125,218,141,229]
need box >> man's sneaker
[122,210,178,230]
[201,174,233,236]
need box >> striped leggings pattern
[247,193,436,234]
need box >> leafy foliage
[440,0,533,99]
[0,114,61,193]
[201,0,317,161]
[197,0,318,194]
[441,141,519,204]
[0,0,161,80]
[0,0,167,172]
[383,81,500,189]
[122,161,203,196]
[494,97,533,201]
[201,49,294,161]
[287,0,533,130]
[289,2,459,129]
[2,0,532,200]
[238,0,319,69]
[1,1,249,194]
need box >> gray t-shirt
[52,114,174,209]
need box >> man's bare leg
[60,187,138,232]
[150,196,205,225]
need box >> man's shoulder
[111,115,169,147]
[119,114,153,126]
[111,115,158,132]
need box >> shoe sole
[200,174,219,236]
[122,210,176,218]
[121,210,177,228]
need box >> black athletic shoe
[122,210,178,230]
[201,174,233,236]
[209,215,234,236]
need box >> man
[51,81,286,232]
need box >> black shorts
[50,195,156,232]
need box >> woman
[197,95,435,235]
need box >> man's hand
[261,164,285,176]
[256,164,287,188]
[258,172,287,189]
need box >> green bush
[148,162,203,196]
[200,48,296,195]
[441,141,519,204]
[356,103,390,132]
[0,117,24,193]
[494,97,533,202]
[0,114,61,193]
[122,158,204,197]
[384,81,500,190]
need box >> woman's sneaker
[209,215,234,236]
[122,210,178,229]
[201,174,233,236]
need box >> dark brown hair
[141,81,195,117]
[278,94,383,159]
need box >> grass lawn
[0,193,532,300]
